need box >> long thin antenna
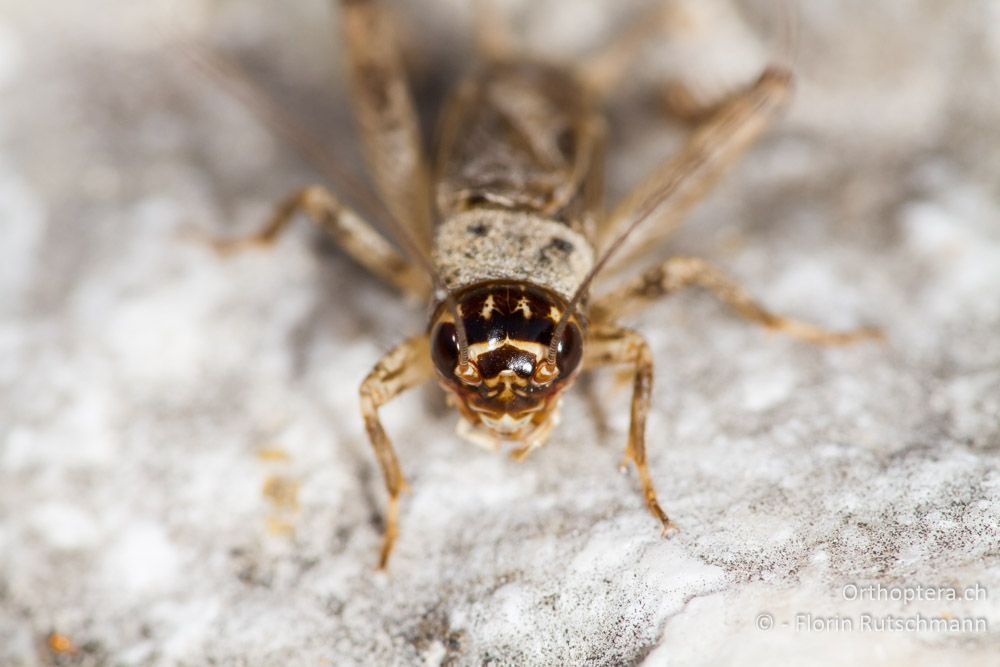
[183,43,387,223]
[180,40,473,371]
[548,0,798,366]
[547,145,714,365]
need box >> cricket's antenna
[548,145,713,363]
[182,43,386,222]
[179,40,472,369]
[549,0,797,365]
[546,182,668,366]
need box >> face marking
[430,281,585,440]
[481,293,496,320]
[476,345,536,380]
[515,296,532,319]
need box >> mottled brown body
[210,0,880,569]
[432,62,601,301]
[427,61,602,450]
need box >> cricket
[207,0,878,568]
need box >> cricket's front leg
[584,324,679,537]
[591,256,881,345]
[359,335,434,569]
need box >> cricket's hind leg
[577,0,774,112]
[339,0,435,251]
[594,66,791,265]
[203,184,430,300]
[576,2,674,100]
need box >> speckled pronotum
[210,0,879,568]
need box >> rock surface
[1,1,998,665]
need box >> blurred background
[1,1,998,665]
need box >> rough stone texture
[1,1,999,665]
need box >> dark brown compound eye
[531,322,581,386]
[431,320,483,386]
[431,322,460,379]
[553,322,583,378]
